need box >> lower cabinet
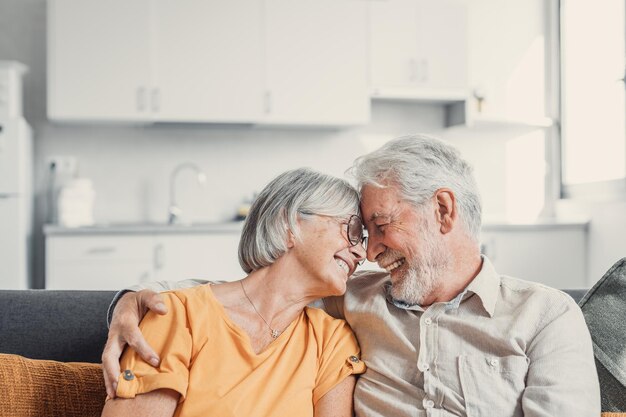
[46,233,243,290]
[480,224,588,289]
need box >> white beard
[389,221,452,306]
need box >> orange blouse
[116,285,365,417]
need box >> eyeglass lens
[347,215,367,248]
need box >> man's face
[360,184,451,305]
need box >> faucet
[168,162,207,225]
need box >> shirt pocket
[458,354,528,417]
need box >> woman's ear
[286,229,296,249]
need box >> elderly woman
[101,168,367,417]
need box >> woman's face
[291,213,366,297]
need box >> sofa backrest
[0,288,589,364]
[0,290,115,363]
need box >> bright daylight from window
[561,0,626,186]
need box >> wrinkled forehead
[359,183,403,220]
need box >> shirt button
[423,399,435,408]
[349,355,360,363]
[489,358,499,367]
[424,318,432,325]
[123,370,135,381]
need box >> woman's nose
[349,241,366,264]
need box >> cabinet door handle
[136,87,147,112]
[420,59,429,82]
[409,59,418,82]
[264,91,272,114]
[151,88,160,113]
[154,243,164,270]
[86,246,116,255]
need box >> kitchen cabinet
[46,235,156,290]
[369,0,468,103]
[45,230,243,290]
[153,234,244,282]
[152,0,265,122]
[48,0,369,125]
[462,0,553,128]
[481,222,588,289]
[47,0,152,121]
[263,0,369,125]
[48,0,265,123]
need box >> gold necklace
[240,280,281,339]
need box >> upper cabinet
[152,0,265,123]
[48,0,265,123]
[264,0,369,125]
[462,0,553,129]
[48,0,369,125]
[369,0,468,102]
[48,0,153,121]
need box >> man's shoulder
[346,270,390,294]
[344,270,391,307]
[498,275,578,311]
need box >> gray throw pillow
[579,257,626,412]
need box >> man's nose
[366,233,384,262]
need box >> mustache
[377,249,405,266]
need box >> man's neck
[423,251,483,306]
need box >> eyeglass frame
[344,214,368,249]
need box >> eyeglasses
[344,215,368,249]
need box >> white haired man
[102,134,600,416]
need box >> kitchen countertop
[44,221,245,236]
[44,216,590,236]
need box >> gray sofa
[0,279,623,412]
[0,289,589,362]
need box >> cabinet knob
[136,87,147,112]
[151,88,160,113]
[154,243,164,270]
[86,246,116,255]
[264,91,272,114]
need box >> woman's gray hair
[238,168,360,273]
[349,134,482,241]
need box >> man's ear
[434,188,457,234]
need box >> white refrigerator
[0,62,32,289]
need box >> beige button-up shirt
[324,257,600,417]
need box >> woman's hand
[101,289,168,398]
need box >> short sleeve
[313,319,365,404]
[116,292,192,401]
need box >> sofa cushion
[579,257,626,412]
[0,290,115,363]
[0,353,105,417]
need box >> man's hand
[102,289,168,398]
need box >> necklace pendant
[270,329,281,339]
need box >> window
[560,0,626,198]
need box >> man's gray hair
[238,168,360,273]
[349,134,482,240]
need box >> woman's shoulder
[303,306,353,337]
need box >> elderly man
[103,134,600,416]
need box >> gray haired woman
[102,168,367,417]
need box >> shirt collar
[384,255,500,317]
[464,255,500,317]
